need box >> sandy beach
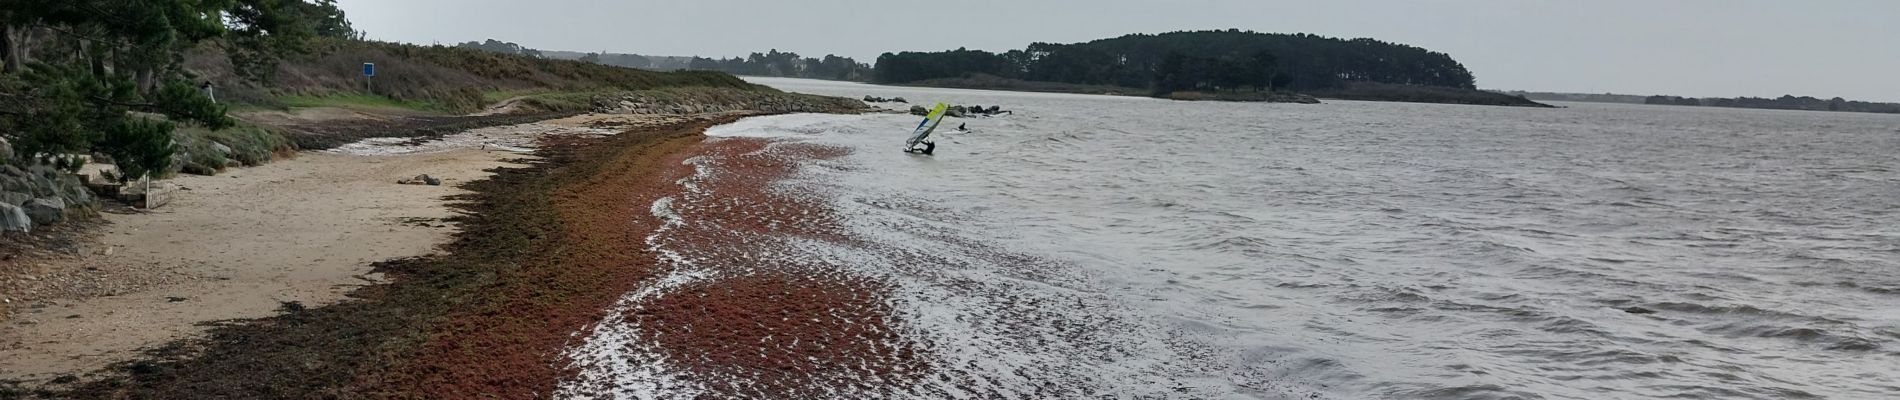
[0,116,641,383]
[0,149,517,383]
[0,104,891,398]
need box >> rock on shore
[0,164,98,232]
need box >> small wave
[1691,321,1883,351]
[1336,285,1432,304]
[1381,383,1543,400]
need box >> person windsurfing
[905,103,949,155]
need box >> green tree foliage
[1,0,346,180]
[873,30,1479,93]
[685,49,872,81]
[1645,94,1900,114]
[455,39,544,58]
[98,118,178,180]
[226,0,357,80]
[1151,51,1283,95]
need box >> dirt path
[0,134,542,382]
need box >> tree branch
[89,95,156,109]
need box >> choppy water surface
[697,78,1900,399]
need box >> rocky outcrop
[909,104,1013,117]
[0,164,100,230]
[593,88,871,116]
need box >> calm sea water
[639,77,1900,399]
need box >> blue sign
[363,63,376,77]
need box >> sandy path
[0,144,526,382]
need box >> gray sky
[336,0,1900,101]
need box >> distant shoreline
[1508,91,1900,115]
[885,74,1552,107]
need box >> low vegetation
[1644,94,1900,114]
[895,74,1147,96]
[275,93,446,112]
[170,123,293,176]
[455,39,878,82]
[199,38,762,114]
[1305,83,1552,107]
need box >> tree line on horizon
[871,30,1480,95]
[1645,94,1900,114]
[453,40,874,81]
[685,50,872,81]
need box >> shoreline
[0,147,527,383]
[560,135,922,398]
[9,112,843,398]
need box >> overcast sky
[335,0,1900,101]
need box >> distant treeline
[453,40,871,80]
[455,39,544,58]
[873,30,1478,94]
[1505,91,1650,104]
[1646,95,1900,114]
[685,50,872,81]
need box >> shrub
[99,118,179,182]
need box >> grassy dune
[192,39,763,114]
[154,39,804,177]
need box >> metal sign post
[363,63,376,93]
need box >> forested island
[1645,95,1900,114]
[872,30,1549,107]
[454,31,1546,107]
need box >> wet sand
[558,137,924,398]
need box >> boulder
[211,141,234,156]
[29,164,58,179]
[0,202,29,232]
[25,197,65,225]
[0,176,25,194]
[0,191,29,207]
[398,174,442,186]
[30,175,56,196]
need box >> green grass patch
[480,89,558,104]
[514,91,600,113]
[278,93,445,112]
[169,122,295,177]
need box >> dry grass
[189,39,772,114]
